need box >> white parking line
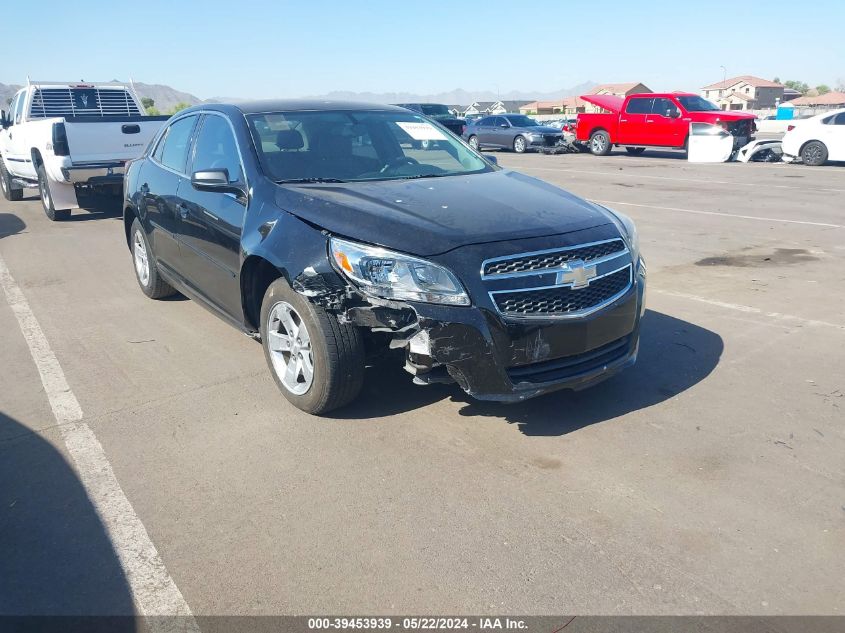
[655,289,845,331]
[588,199,843,229]
[0,252,198,628]
[520,166,845,194]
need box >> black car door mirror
[191,169,243,196]
[485,155,498,165]
[0,110,9,129]
[668,108,681,118]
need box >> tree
[145,106,161,116]
[815,84,831,95]
[773,77,781,84]
[837,78,845,92]
[140,97,155,110]
[167,102,191,115]
[784,80,810,95]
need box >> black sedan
[123,100,645,414]
[463,114,563,152]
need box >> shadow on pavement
[457,310,723,435]
[65,192,123,223]
[0,213,26,239]
[333,311,723,434]
[0,410,136,625]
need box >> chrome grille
[492,266,631,317]
[29,87,142,118]
[483,239,626,277]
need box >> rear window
[29,87,142,118]
[625,98,654,114]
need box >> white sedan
[781,108,845,166]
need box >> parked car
[463,114,563,153]
[781,108,845,166]
[0,81,168,219]
[464,113,484,124]
[393,103,465,137]
[576,93,756,156]
[123,101,646,414]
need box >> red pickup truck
[576,93,757,156]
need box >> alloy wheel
[267,301,314,395]
[133,230,150,287]
[514,137,526,153]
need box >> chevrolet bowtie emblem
[556,260,597,289]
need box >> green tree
[784,80,810,94]
[140,97,155,110]
[167,102,192,115]
[773,77,781,84]
[145,106,161,116]
[815,84,831,95]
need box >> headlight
[599,205,639,257]
[330,237,470,306]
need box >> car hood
[691,111,757,122]
[276,170,612,256]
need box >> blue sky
[4,0,843,99]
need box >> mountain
[304,83,598,105]
[1,83,22,107]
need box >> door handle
[177,203,188,219]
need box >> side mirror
[191,169,242,195]
[486,155,498,165]
[668,108,681,119]
[499,123,509,128]
[0,110,9,129]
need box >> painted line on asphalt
[0,252,198,627]
[521,165,845,193]
[588,199,843,229]
[655,289,845,331]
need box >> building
[583,83,652,112]
[589,82,652,97]
[700,75,784,110]
[788,91,845,109]
[461,100,532,117]
[519,96,588,116]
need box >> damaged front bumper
[334,258,647,403]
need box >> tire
[801,141,828,167]
[513,135,527,153]
[260,278,364,415]
[37,163,70,221]
[589,130,612,156]
[467,135,479,150]
[130,218,176,299]
[625,147,645,155]
[0,159,23,201]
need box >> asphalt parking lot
[1,150,843,617]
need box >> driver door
[645,97,683,147]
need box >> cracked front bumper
[391,259,646,402]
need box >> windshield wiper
[396,173,454,180]
[276,177,347,184]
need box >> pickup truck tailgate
[64,116,169,164]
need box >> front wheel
[513,135,527,153]
[625,147,645,155]
[0,159,23,201]
[261,278,365,415]
[130,218,176,299]
[37,164,70,221]
[467,135,479,150]
[589,130,612,156]
[801,141,828,166]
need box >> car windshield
[505,115,541,127]
[247,110,491,183]
[419,104,450,117]
[676,96,721,112]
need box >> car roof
[187,100,408,115]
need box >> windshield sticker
[396,121,448,141]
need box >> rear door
[645,97,684,147]
[175,113,246,319]
[142,114,199,274]
[618,97,654,145]
[63,119,166,164]
[475,117,496,146]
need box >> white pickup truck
[0,81,169,220]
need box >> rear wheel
[37,164,70,221]
[589,130,612,156]
[801,141,828,166]
[467,135,479,150]
[260,278,365,415]
[0,159,23,201]
[625,147,645,155]
[513,135,527,153]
